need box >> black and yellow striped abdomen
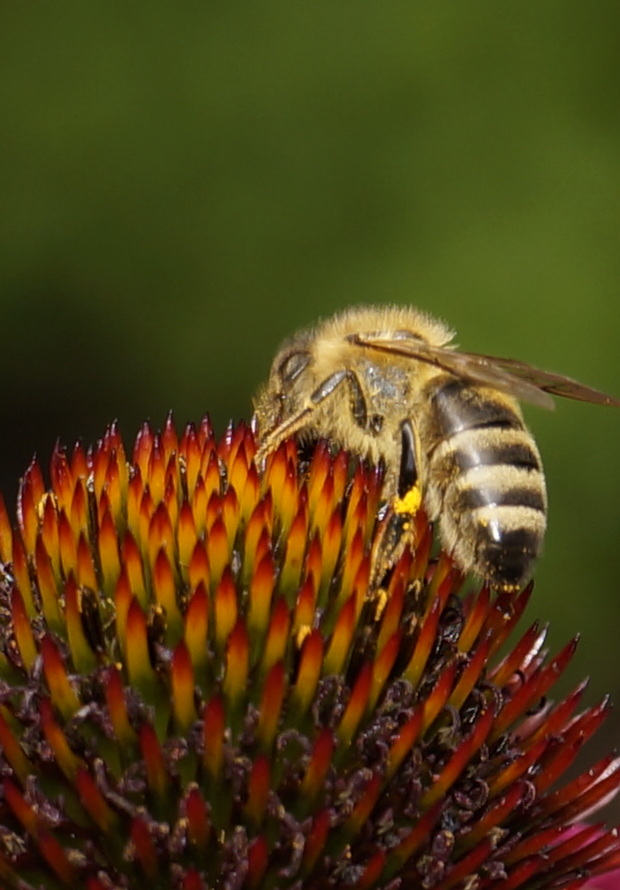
[424,378,547,590]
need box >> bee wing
[352,334,620,410]
[469,354,620,407]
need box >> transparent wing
[351,333,620,410]
[469,353,620,407]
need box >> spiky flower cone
[0,416,618,890]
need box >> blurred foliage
[1,1,619,787]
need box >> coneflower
[0,415,617,890]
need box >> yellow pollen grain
[373,588,388,620]
[394,486,422,515]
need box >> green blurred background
[2,3,619,805]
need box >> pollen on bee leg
[369,490,422,589]
[393,484,422,516]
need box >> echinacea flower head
[0,415,618,890]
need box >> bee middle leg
[371,418,423,585]
[309,368,369,430]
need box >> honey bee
[254,305,619,591]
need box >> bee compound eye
[278,350,311,384]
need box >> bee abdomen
[427,383,547,590]
[438,441,546,589]
[472,505,545,590]
[437,456,547,590]
[430,378,524,436]
[451,463,546,514]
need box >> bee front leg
[255,369,364,465]
[254,405,315,465]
